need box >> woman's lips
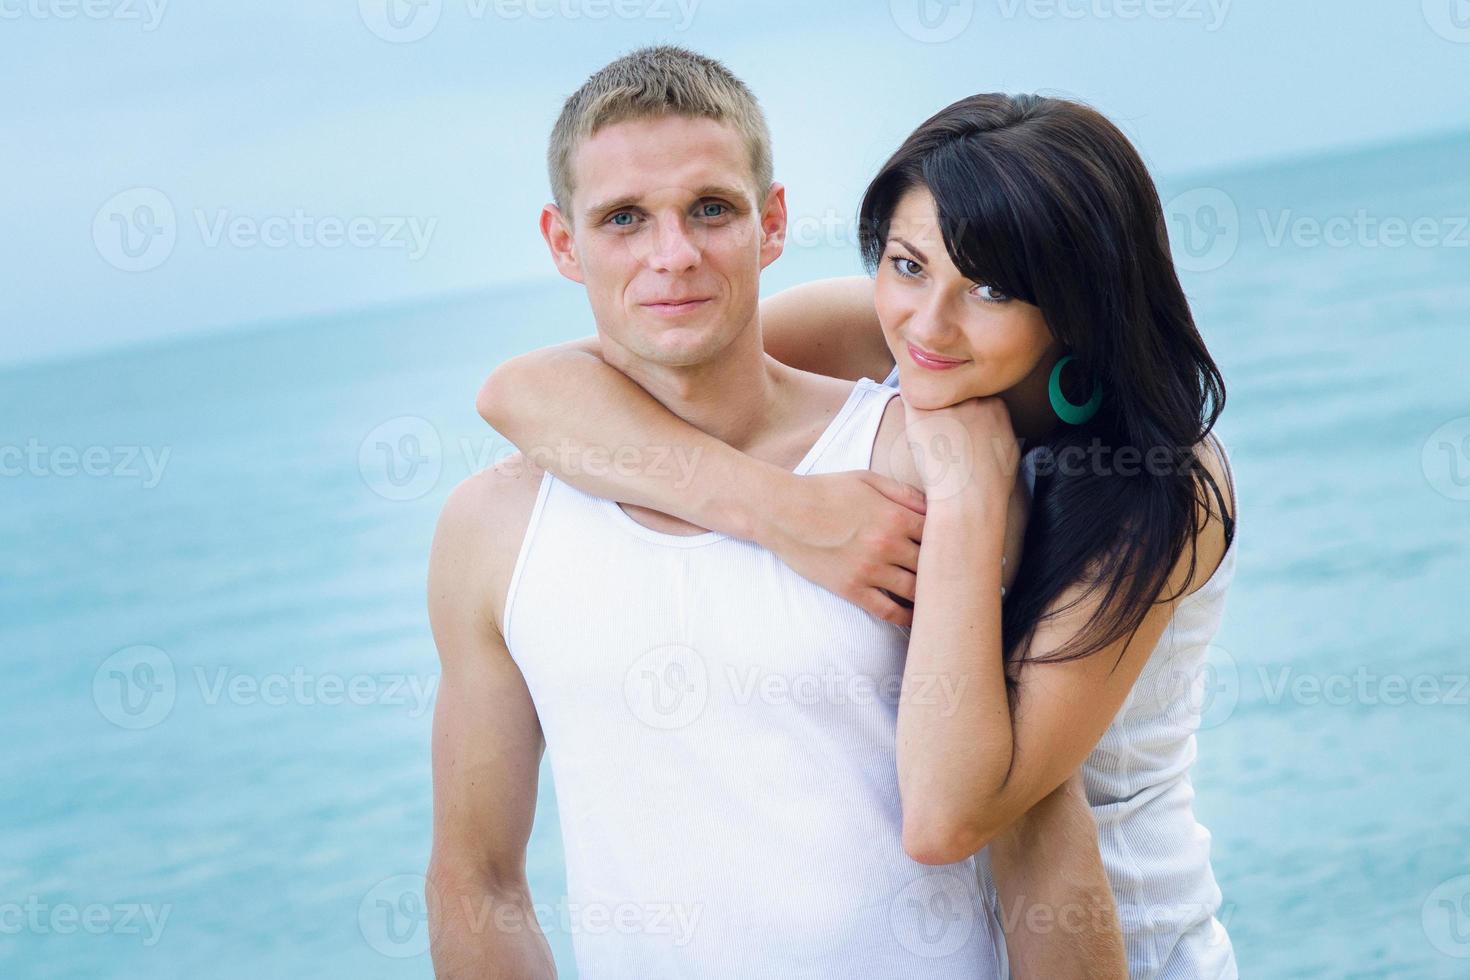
[906,341,968,371]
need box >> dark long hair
[858,93,1229,676]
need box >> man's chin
[630,314,727,364]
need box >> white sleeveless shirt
[882,365,1240,979]
[503,378,1005,979]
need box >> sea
[3,129,1468,978]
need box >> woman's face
[873,186,1062,411]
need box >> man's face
[542,115,785,368]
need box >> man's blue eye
[610,213,635,227]
[701,203,726,217]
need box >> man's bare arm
[988,773,1127,979]
[425,470,557,978]
[474,282,927,625]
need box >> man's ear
[757,181,787,271]
[540,203,585,284]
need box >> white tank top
[503,377,1005,979]
[883,365,1240,979]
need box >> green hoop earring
[1048,355,1102,425]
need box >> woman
[480,93,1238,977]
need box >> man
[426,46,1123,977]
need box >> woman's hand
[899,396,1022,505]
[755,469,928,627]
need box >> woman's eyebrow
[891,236,928,263]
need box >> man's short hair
[547,45,773,215]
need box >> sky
[3,0,1468,367]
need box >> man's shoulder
[434,454,548,618]
[444,453,547,547]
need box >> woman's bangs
[923,142,1037,306]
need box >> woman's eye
[890,256,922,278]
[974,283,1010,302]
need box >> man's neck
[599,313,784,457]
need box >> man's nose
[647,214,701,273]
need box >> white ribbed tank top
[503,377,1004,979]
[882,365,1240,979]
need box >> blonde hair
[547,45,773,215]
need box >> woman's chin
[897,371,972,410]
